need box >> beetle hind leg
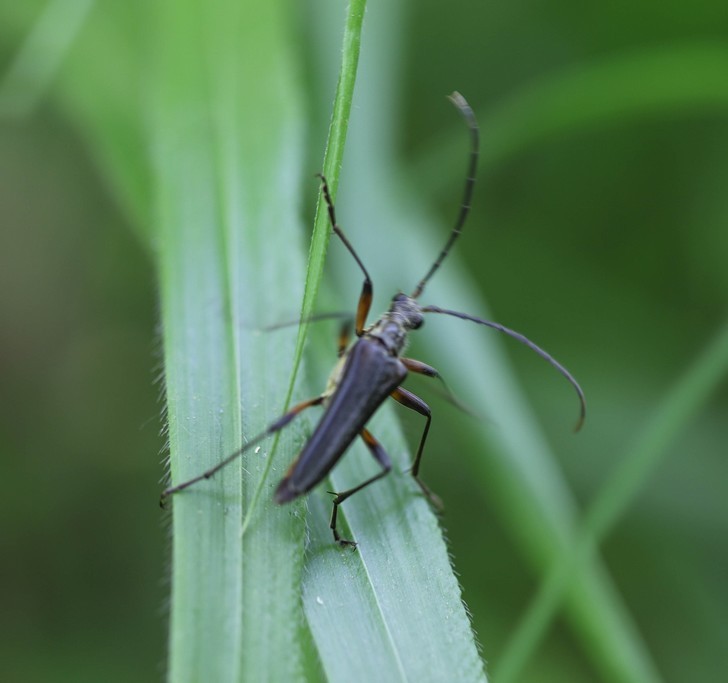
[328,428,392,547]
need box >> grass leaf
[153,1,309,680]
[416,42,728,191]
[496,319,728,682]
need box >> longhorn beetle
[161,92,586,546]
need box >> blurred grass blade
[153,0,308,681]
[497,320,728,682]
[332,2,663,679]
[50,2,154,244]
[335,167,662,683]
[417,42,728,188]
[0,0,94,117]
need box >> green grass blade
[496,319,728,682]
[288,0,366,388]
[288,0,367,386]
[153,0,309,680]
[287,0,366,388]
[417,42,728,190]
[0,0,94,117]
[299,327,486,681]
[0,2,153,241]
[241,0,368,539]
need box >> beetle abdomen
[274,338,406,504]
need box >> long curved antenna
[411,92,479,299]
[421,305,586,431]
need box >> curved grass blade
[0,2,152,242]
[496,320,728,682]
[417,42,728,189]
[0,0,95,118]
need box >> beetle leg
[317,175,373,335]
[328,428,392,547]
[390,386,443,511]
[161,395,325,503]
[262,311,351,332]
[262,311,354,357]
[400,357,439,378]
[400,357,479,419]
[353,278,373,337]
[337,318,353,357]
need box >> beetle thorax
[366,293,424,356]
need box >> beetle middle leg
[328,428,392,547]
[390,385,443,510]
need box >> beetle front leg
[317,174,373,335]
[163,395,325,504]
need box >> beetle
[161,92,586,546]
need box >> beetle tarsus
[329,490,357,548]
[415,477,444,512]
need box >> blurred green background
[1,1,726,681]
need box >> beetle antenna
[411,91,479,300]
[421,305,586,431]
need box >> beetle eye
[392,292,407,302]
